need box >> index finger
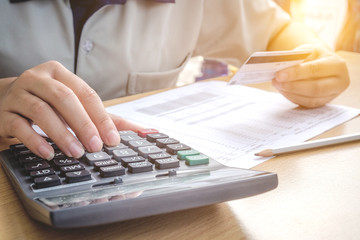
[49,62,120,147]
[275,56,346,82]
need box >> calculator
[0,128,278,228]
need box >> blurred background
[178,0,360,86]
[282,0,358,51]
[267,0,360,52]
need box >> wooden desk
[1,51,359,240]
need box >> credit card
[229,50,312,85]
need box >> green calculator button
[185,154,209,166]
[177,149,200,160]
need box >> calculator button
[137,128,159,138]
[24,161,50,173]
[103,143,128,154]
[128,139,152,150]
[19,155,43,164]
[85,152,111,165]
[100,165,126,177]
[93,159,118,171]
[166,143,191,155]
[53,151,67,159]
[146,133,169,142]
[119,130,137,136]
[155,158,180,169]
[60,164,85,174]
[137,146,163,158]
[185,154,209,166]
[112,149,138,161]
[156,138,180,148]
[120,135,142,144]
[30,168,56,179]
[34,174,61,189]
[177,149,200,160]
[121,156,145,167]
[65,170,92,183]
[15,149,32,158]
[53,158,79,168]
[128,162,153,173]
[10,143,27,152]
[148,152,171,163]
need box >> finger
[272,76,347,99]
[23,75,104,152]
[19,61,114,151]
[2,113,55,160]
[8,89,85,158]
[275,56,346,82]
[275,88,338,108]
[49,62,120,147]
[109,113,144,132]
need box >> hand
[0,61,127,160]
[272,44,350,108]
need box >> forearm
[267,21,327,51]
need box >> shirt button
[82,39,94,53]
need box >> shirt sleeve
[194,0,291,67]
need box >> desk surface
[1,51,359,240]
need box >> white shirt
[0,0,290,100]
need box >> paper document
[229,50,312,85]
[107,81,360,169]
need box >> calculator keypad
[9,129,210,190]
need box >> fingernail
[69,141,85,158]
[276,72,288,82]
[89,135,103,152]
[107,130,120,146]
[38,144,54,161]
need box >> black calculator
[0,128,278,228]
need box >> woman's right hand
[0,61,121,160]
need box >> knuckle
[51,85,76,102]
[20,68,37,80]
[29,100,49,116]
[45,60,62,69]
[44,60,66,76]
[78,85,99,102]
[98,114,111,127]
[77,120,97,135]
